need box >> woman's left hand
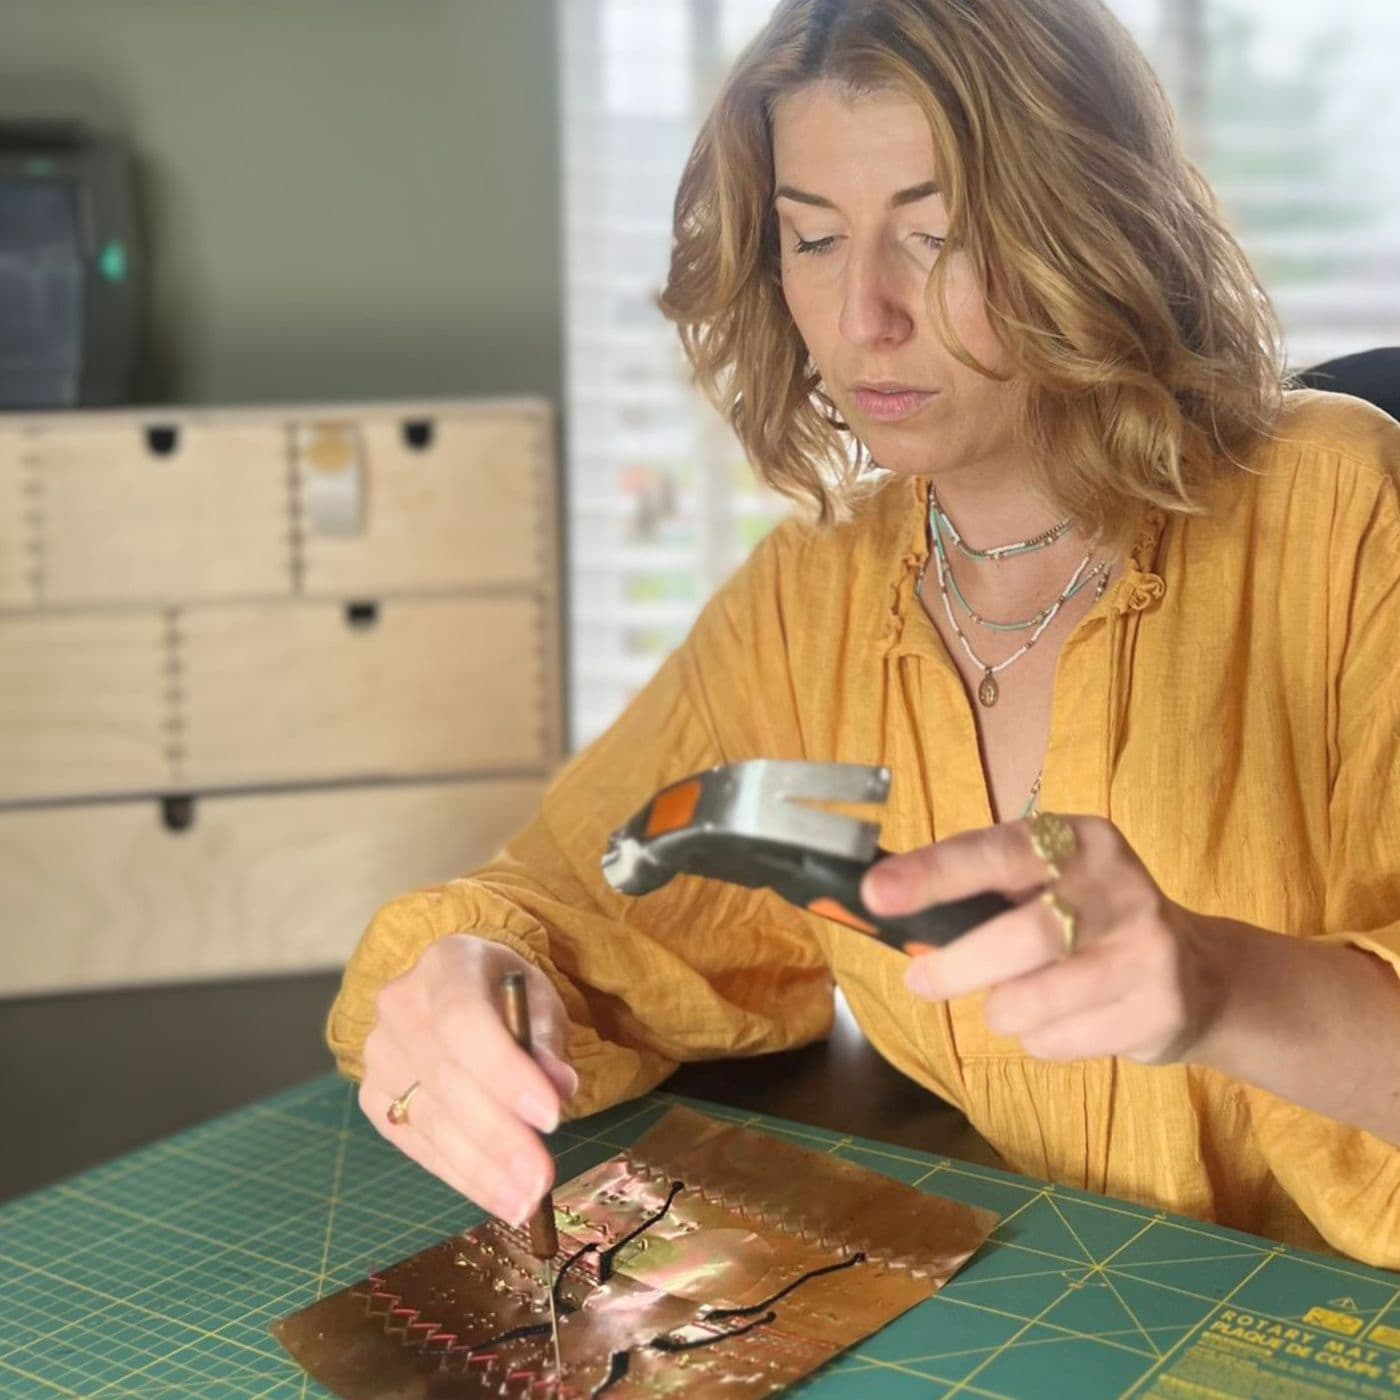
[861,815,1230,1065]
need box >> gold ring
[386,1080,421,1127]
[1028,811,1076,880]
[1040,889,1078,956]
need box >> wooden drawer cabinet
[0,433,32,607]
[0,398,562,994]
[297,411,548,596]
[180,595,550,788]
[0,778,547,995]
[0,610,170,801]
[35,420,293,607]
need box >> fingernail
[505,1194,534,1227]
[540,1051,579,1103]
[862,866,902,913]
[519,1091,559,1134]
[506,1173,550,1227]
[904,959,935,999]
[502,1161,538,1223]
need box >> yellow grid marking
[906,1292,1168,1360]
[300,1081,354,1399]
[836,1351,1019,1398]
[0,1253,286,1370]
[1045,1193,1163,1359]
[0,1357,83,1397]
[939,1212,1166,1396]
[846,1316,1195,1370]
[1118,1249,1278,1397]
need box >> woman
[330,0,1400,1266]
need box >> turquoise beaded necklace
[934,498,1073,562]
[931,503,1109,632]
[918,486,1111,819]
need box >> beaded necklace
[932,506,1108,633]
[933,498,1073,561]
[917,488,1108,708]
[915,487,1111,817]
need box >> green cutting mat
[3,1075,1399,1399]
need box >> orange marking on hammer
[806,897,878,935]
[644,778,702,837]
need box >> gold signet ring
[386,1081,421,1127]
[1028,811,1076,880]
[1040,889,1079,956]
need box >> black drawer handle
[401,419,435,451]
[146,425,180,456]
[161,794,196,832]
[345,600,379,629]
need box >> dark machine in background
[0,121,143,409]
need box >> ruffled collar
[1111,504,1168,616]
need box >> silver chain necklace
[916,488,1108,708]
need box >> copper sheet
[273,1107,997,1398]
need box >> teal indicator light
[98,240,128,282]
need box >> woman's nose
[839,246,915,349]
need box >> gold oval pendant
[977,671,999,707]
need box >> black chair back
[1297,348,1400,422]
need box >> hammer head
[600,760,890,896]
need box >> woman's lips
[851,387,935,423]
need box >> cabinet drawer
[35,420,293,605]
[0,431,35,607]
[0,611,169,801]
[179,595,550,788]
[297,410,551,596]
[0,777,548,995]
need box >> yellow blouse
[329,390,1400,1268]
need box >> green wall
[3,0,563,407]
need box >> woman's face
[772,81,1021,482]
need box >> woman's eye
[790,232,945,256]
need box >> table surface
[4,1074,1399,1399]
[1,976,994,1204]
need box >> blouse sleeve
[1244,449,1400,1267]
[326,525,836,1118]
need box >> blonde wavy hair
[657,0,1288,543]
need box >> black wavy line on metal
[553,1241,599,1315]
[702,1251,867,1321]
[452,1320,552,1359]
[649,1310,777,1353]
[598,1179,685,1283]
[591,1348,631,1396]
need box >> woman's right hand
[358,934,577,1224]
